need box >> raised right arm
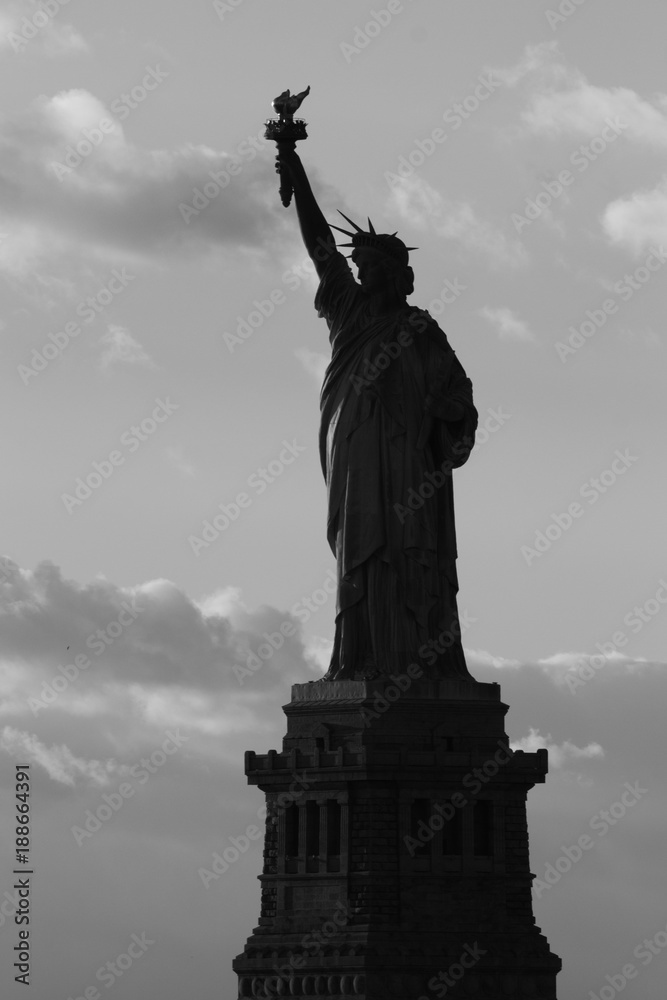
[276,144,337,277]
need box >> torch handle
[275,139,296,208]
[279,169,293,208]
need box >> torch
[264,86,310,207]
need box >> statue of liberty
[275,143,478,682]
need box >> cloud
[98,324,156,371]
[302,635,333,673]
[0,3,89,56]
[0,559,310,702]
[491,41,563,90]
[465,648,522,670]
[510,726,604,768]
[0,88,299,297]
[534,649,655,687]
[479,306,535,341]
[38,21,88,56]
[602,179,667,254]
[194,585,247,621]
[523,81,667,146]
[387,175,528,268]
[497,42,667,148]
[0,726,122,785]
[294,347,329,383]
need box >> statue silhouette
[276,146,478,681]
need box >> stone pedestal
[232,676,561,998]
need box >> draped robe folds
[315,252,478,681]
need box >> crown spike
[329,223,355,236]
[337,210,363,232]
[367,217,376,235]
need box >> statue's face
[351,248,390,294]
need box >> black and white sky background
[0,2,666,998]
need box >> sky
[0,1,666,997]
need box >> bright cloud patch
[479,306,534,341]
[294,347,329,383]
[523,82,667,147]
[465,648,522,670]
[510,726,604,768]
[603,179,667,255]
[98,324,156,370]
[0,3,88,56]
[0,558,308,706]
[387,175,527,268]
[0,726,122,785]
[498,43,667,147]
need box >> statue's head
[331,212,416,301]
[351,246,415,299]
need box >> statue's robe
[315,252,478,680]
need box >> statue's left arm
[418,323,478,464]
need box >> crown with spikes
[330,211,418,266]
